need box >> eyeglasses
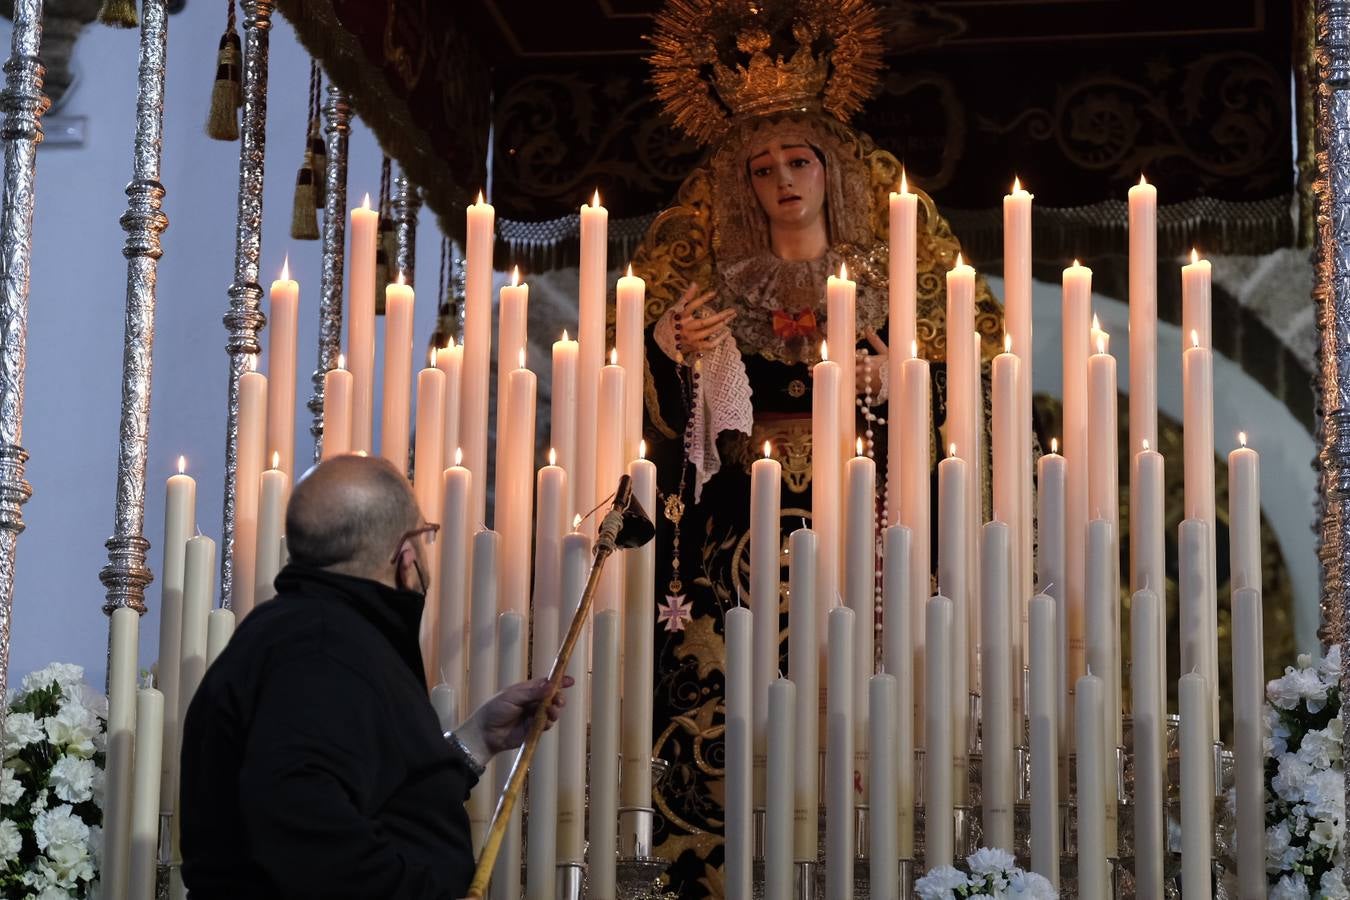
[390,522,440,564]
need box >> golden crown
[649,0,884,146]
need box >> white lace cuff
[687,337,755,502]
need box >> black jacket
[180,564,478,899]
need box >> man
[180,454,566,898]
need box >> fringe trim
[494,211,659,273]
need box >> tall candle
[616,265,646,461]
[1131,444,1167,730]
[492,612,526,900]
[1087,335,1122,744]
[882,525,914,858]
[1075,672,1108,900]
[1179,518,1218,733]
[1182,333,1215,528]
[576,191,607,536]
[621,454,657,849]
[380,275,415,471]
[557,529,591,863]
[725,607,753,900]
[946,258,976,485]
[812,346,841,641]
[1061,261,1092,693]
[157,458,194,819]
[937,450,969,794]
[827,266,857,468]
[1128,177,1158,455]
[233,366,267,616]
[1028,594,1059,885]
[750,442,782,808]
[205,607,234,667]
[888,174,917,356]
[787,527,819,861]
[1180,671,1213,899]
[179,536,215,720]
[1182,249,1212,351]
[924,595,954,868]
[321,358,353,459]
[104,606,140,900]
[765,678,796,900]
[127,687,164,900]
[869,673,899,900]
[266,260,299,479]
[254,457,289,606]
[589,609,621,900]
[595,355,625,613]
[348,195,379,453]
[436,461,471,703]
[435,340,463,473]
[1004,180,1035,621]
[980,521,1014,851]
[1003,179,1032,387]
[896,352,930,741]
[992,340,1023,722]
[966,330,984,684]
[551,331,579,518]
[461,194,494,542]
[1131,588,1165,896]
[431,682,458,733]
[1232,587,1265,898]
[493,268,529,527]
[413,360,446,525]
[466,529,499,847]
[498,362,537,617]
[1084,518,1118,846]
[826,606,855,899]
[1229,435,1261,593]
[844,445,875,791]
[1037,444,1068,759]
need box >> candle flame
[1191,329,1200,349]
[609,347,618,366]
[177,455,186,475]
[820,340,829,362]
[455,447,463,466]
[1072,258,1081,268]
[561,329,569,342]
[573,513,583,531]
[592,188,601,208]
[1239,431,1248,448]
[948,442,957,458]
[839,262,848,281]
[1141,174,1148,186]
[1096,332,1107,355]
[856,436,864,456]
[549,447,557,466]
[355,450,368,457]
[763,440,772,459]
[1142,438,1151,451]
[428,348,436,368]
[361,193,371,210]
[1051,437,1059,454]
[955,252,964,267]
[1191,248,1199,265]
[1003,334,1012,354]
[271,451,280,470]
[519,348,527,369]
[510,266,520,287]
[899,169,908,193]
[910,339,918,359]
[280,256,290,282]
[1012,175,1021,193]
[626,263,634,278]
[337,353,346,370]
[1092,313,1101,331]
[639,439,647,460]
[395,271,406,286]
[476,190,485,205]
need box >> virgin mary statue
[629,0,1004,890]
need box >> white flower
[71,683,108,724]
[48,756,94,804]
[42,702,100,758]
[87,824,103,872]
[1303,769,1346,823]
[1267,820,1299,872]
[3,712,45,756]
[32,887,74,900]
[29,788,47,817]
[1298,724,1342,769]
[1269,873,1312,900]
[1317,644,1342,681]
[1006,870,1057,899]
[0,766,25,806]
[1321,869,1350,900]
[1267,666,1329,712]
[32,805,92,888]
[1265,706,1292,756]
[1273,755,1316,804]
[966,846,1015,876]
[19,664,85,696]
[0,817,21,865]
[916,865,970,899]
[1310,817,1340,849]
[89,766,105,809]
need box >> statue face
[746,137,826,232]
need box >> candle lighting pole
[307,84,350,459]
[0,0,46,721]
[220,0,273,606]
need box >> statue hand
[654,283,735,360]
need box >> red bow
[772,308,818,340]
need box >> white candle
[266,261,299,479]
[750,443,781,808]
[589,608,621,900]
[233,367,267,617]
[557,529,591,863]
[1004,180,1035,620]
[551,332,579,518]
[595,356,625,614]
[765,678,796,900]
[491,611,526,900]
[1131,444,1167,736]
[1131,588,1164,896]
[1084,518,1118,848]
[616,266,646,462]
[937,450,969,794]
[888,174,917,356]
[205,607,233,667]
[1003,179,1032,381]
[1037,445,1069,761]
[980,521,1014,851]
[104,606,140,900]
[882,525,914,858]
[1128,177,1158,456]
[812,346,841,640]
[1087,336,1121,745]
[1061,261,1092,694]
[413,361,446,525]
[157,459,194,819]
[725,606,753,900]
[466,529,499,847]
[1028,594,1059,885]
[255,458,289,607]
[575,191,607,536]
[1179,518,1218,734]
[461,194,494,537]
[1229,435,1261,593]
[434,341,463,470]
[431,682,458,732]
[869,673,898,900]
[992,340,1023,723]
[826,606,855,898]
[946,258,976,484]
[1182,333,1215,529]
[1182,249,1212,352]
[966,330,984,686]
[128,687,164,900]
[621,455,657,846]
[493,268,529,525]
[179,536,215,719]
[827,266,857,466]
[1232,587,1265,898]
[321,359,353,459]
[896,352,930,741]
[348,196,379,453]
[1075,672,1108,900]
[437,461,471,708]
[844,447,875,792]
[380,276,415,471]
[924,595,954,869]
[1180,671,1213,899]
[498,363,537,617]
[787,527,819,861]
[526,567,558,900]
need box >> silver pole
[99,0,170,618]
[307,84,350,460]
[391,172,420,286]
[0,0,46,712]
[219,0,273,606]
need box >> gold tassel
[310,131,328,208]
[97,0,139,28]
[290,155,320,241]
[205,32,242,141]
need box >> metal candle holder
[307,83,350,458]
[391,172,420,286]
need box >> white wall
[1,5,443,683]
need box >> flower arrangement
[1,663,107,899]
[1264,645,1344,899]
[916,847,1058,899]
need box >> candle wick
[1040,581,1055,596]
[195,525,202,538]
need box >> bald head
[286,454,420,578]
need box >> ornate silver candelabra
[306,83,349,459]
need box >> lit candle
[1087,328,1121,745]
[157,457,194,822]
[233,361,267,617]
[595,351,625,614]
[1128,176,1158,455]
[1182,248,1212,352]
[616,265,646,462]
[1179,671,1213,899]
[937,447,969,795]
[205,607,234,667]
[844,439,875,795]
[1028,594,1059,885]
[1131,588,1164,896]
[1003,181,1035,619]
[589,609,621,899]
[812,343,841,639]
[826,606,855,898]
[321,355,353,459]
[1075,671,1108,899]
[413,351,446,524]
[557,527,591,863]
[431,682,458,733]
[621,448,657,848]
[380,273,415,472]
[551,331,579,518]
[1179,518,1218,736]
[1131,441,1167,735]
[127,687,164,900]
[1232,587,1265,898]
[787,527,819,861]
[945,260,977,578]
[827,264,857,466]
[104,606,140,900]
[924,595,954,868]
[980,521,1014,851]
[437,454,472,713]
[461,192,494,542]
[895,348,930,742]
[1003,178,1032,369]
[499,354,537,618]
[725,606,753,900]
[1061,261,1092,693]
[1036,442,1068,760]
[254,453,289,606]
[966,331,983,690]
[1229,433,1261,593]
[882,525,914,858]
[992,337,1023,724]
[466,529,499,848]
[494,266,529,527]
[1183,333,1216,529]
[435,340,463,476]
[888,172,918,355]
[576,190,607,537]
[765,678,796,900]
[869,673,898,900]
[266,258,299,479]
[492,611,526,900]
[750,441,782,808]
[348,194,379,453]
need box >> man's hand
[455,677,573,763]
